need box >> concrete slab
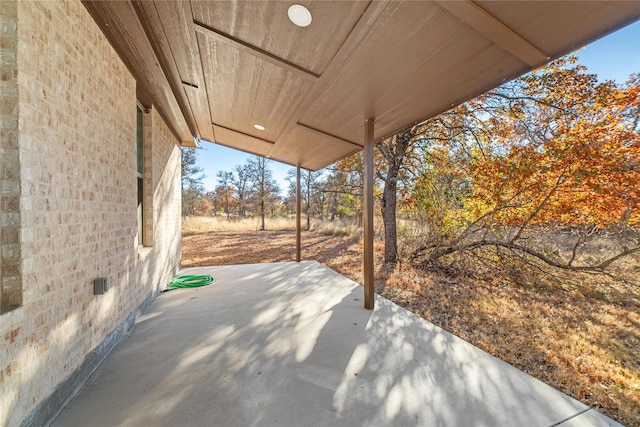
[52,261,621,427]
[555,409,624,427]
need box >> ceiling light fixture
[288,4,312,27]
[254,124,266,131]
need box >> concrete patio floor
[52,261,622,427]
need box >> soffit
[82,0,194,145]
[84,1,640,170]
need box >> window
[136,105,144,246]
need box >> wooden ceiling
[83,1,640,171]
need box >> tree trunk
[381,175,398,264]
[305,191,310,231]
[379,130,413,265]
[225,191,230,220]
[260,199,265,230]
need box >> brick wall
[0,1,182,425]
[1,0,22,313]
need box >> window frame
[136,104,145,247]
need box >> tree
[376,102,482,265]
[378,129,417,264]
[411,58,640,271]
[286,168,325,230]
[232,164,251,218]
[246,156,280,230]
[181,147,205,191]
[323,154,365,223]
[196,197,212,216]
[181,147,205,216]
[204,191,218,216]
[467,65,640,230]
[216,171,234,220]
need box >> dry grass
[182,215,296,232]
[313,219,363,237]
[380,260,640,427]
[183,215,364,237]
[181,218,640,427]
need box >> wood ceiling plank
[194,21,319,82]
[190,1,370,76]
[197,32,314,145]
[212,125,274,158]
[150,2,201,86]
[133,2,204,141]
[476,1,640,61]
[85,0,640,165]
[147,2,215,142]
[182,84,215,142]
[435,0,549,67]
[295,123,362,149]
[269,124,361,171]
[300,2,525,144]
[284,2,390,142]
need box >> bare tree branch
[411,239,640,272]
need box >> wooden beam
[211,122,276,145]
[435,0,548,67]
[296,166,302,263]
[296,123,363,149]
[363,119,375,310]
[193,20,320,82]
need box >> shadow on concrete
[51,261,620,427]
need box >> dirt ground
[182,230,363,279]
[182,229,640,427]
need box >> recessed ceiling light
[254,124,266,131]
[288,4,312,27]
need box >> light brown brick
[1,1,181,426]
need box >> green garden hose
[165,274,215,291]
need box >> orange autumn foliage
[467,60,639,228]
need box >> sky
[194,20,640,195]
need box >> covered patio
[84,0,640,310]
[52,261,621,427]
[6,2,640,426]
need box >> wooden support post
[363,119,375,309]
[296,165,302,262]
